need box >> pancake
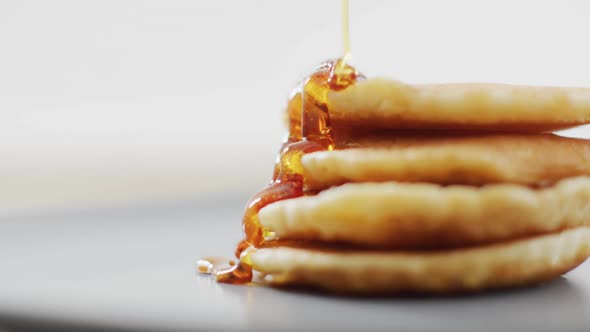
[259,177,590,248]
[302,133,590,190]
[251,227,590,294]
[327,78,590,132]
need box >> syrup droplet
[197,257,236,275]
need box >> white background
[1,0,590,214]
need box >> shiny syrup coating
[214,59,361,284]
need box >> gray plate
[1,193,589,332]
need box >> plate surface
[0,193,589,332]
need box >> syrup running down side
[199,59,362,284]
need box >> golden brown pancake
[302,133,590,190]
[217,65,590,294]
[259,177,590,248]
[328,79,590,132]
[251,227,590,294]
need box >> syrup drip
[198,0,361,284]
[207,59,361,284]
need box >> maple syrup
[207,59,361,284]
[198,0,361,284]
[340,0,352,68]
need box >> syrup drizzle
[198,1,361,284]
[340,0,352,66]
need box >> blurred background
[2,1,590,331]
[1,0,590,214]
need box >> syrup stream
[198,1,361,284]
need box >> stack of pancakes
[249,79,590,294]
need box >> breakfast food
[251,227,590,294]
[197,2,590,294]
[198,59,590,294]
[302,133,590,189]
[328,79,590,132]
[258,177,590,248]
